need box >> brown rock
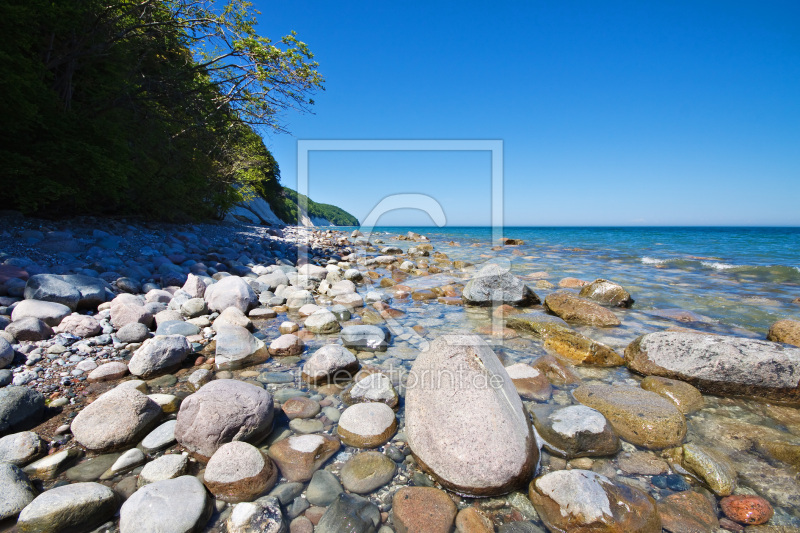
[337,402,397,448]
[203,441,278,503]
[529,469,661,533]
[640,376,705,414]
[658,490,719,533]
[558,277,588,288]
[579,279,634,308]
[505,363,552,401]
[720,495,774,526]
[455,507,494,533]
[767,319,800,347]
[544,291,621,327]
[282,397,321,420]
[532,354,581,386]
[617,451,669,475]
[573,383,687,449]
[267,434,340,482]
[268,334,304,356]
[542,328,623,366]
[393,487,457,533]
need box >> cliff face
[225,187,357,227]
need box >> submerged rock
[203,441,278,503]
[529,469,661,533]
[625,331,800,404]
[406,334,539,496]
[267,434,340,482]
[315,493,381,533]
[572,383,686,449]
[392,487,457,533]
[543,291,621,327]
[530,404,619,459]
[462,263,540,307]
[579,279,634,308]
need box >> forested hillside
[268,188,358,226]
[0,0,323,221]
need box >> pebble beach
[1,214,799,533]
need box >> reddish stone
[658,490,719,532]
[392,487,457,533]
[437,297,463,306]
[720,495,773,525]
[558,277,588,288]
[194,356,206,366]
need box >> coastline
[0,214,799,531]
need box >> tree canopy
[0,0,323,220]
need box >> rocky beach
[1,214,799,533]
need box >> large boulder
[60,274,108,308]
[0,431,46,466]
[579,279,634,308]
[462,264,539,307]
[406,334,539,496]
[625,331,800,404]
[119,476,212,533]
[205,276,257,314]
[128,335,192,378]
[71,387,161,451]
[175,379,274,461]
[529,470,661,532]
[5,318,53,342]
[23,274,80,310]
[110,293,153,329]
[11,300,71,327]
[17,482,118,533]
[543,291,621,327]
[214,325,269,371]
[0,387,45,435]
[572,383,686,449]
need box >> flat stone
[506,363,552,401]
[682,443,737,496]
[529,469,661,533]
[340,451,396,494]
[337,402,397,448]
[658,490,720,533]
[267,434,340,482]
[54,313,102,338]
[204,441,278,503]
[11,299,71,326]
[392,486,457,533]
[22,448,82,480]
[119,476,212,533]
[572,383,686,449]
[137,453,189,486]
[305,309,341,334]
[406,334,539,497]
[617,451,669,475]
[71,386,161,451]
[175,379,274,461]
[282,397,320,419]
[141,420,177,453]
[65,452,121,481]
[289,418,324,434]
[155,320,201,337]
[625,331,800,404]
[101,448,146,479]
[17,482,118,533]
[544,291,621,327]
[212,307,252,331]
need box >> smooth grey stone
[462,263,540,307]
[116,322,150,343]
[141,420,177,454]
[23,274,81,310]
[257,372,295,384]
[0,431,46,466]
[155,320,200,337]
[0,369,12,387]
[268,482,304,505]
[497,522,547,533]
[273,388,305,403]
[102,448,146,479]
[137,454,188,486]
[17,482,117,532]
[0,463,37,520]
[5,317,53,342]
[287,496,310,519]
[306,470,343,506]
[330,304,351,322]
[0,386,45,434]
[119,476,212,533]
[128,334,191,378]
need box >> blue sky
[255,1,799,226]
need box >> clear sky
[254,1,800,226]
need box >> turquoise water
[358,226,800,334]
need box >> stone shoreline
[1,213,799,532]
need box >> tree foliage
[268,187,359,226]
[0,0,322,219]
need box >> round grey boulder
[175,379,274,460]
[71,386,161,451]
[0,386,45,435]
[5,317,53,342]
[0,431,46,466]
[17,482,117,533]
[0,463,37,520]
[128,335,192,378]
[462,263,540,307]
[116,321,150,343]
[120,475,212,533]
[11,300,71,327]
[304,309,341,334]
[340,325,389,352]
[0,337,13,369]
[214,325,269,371]
[301,344,359,384]
[205,276,257,314]
[23,274,81,310]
